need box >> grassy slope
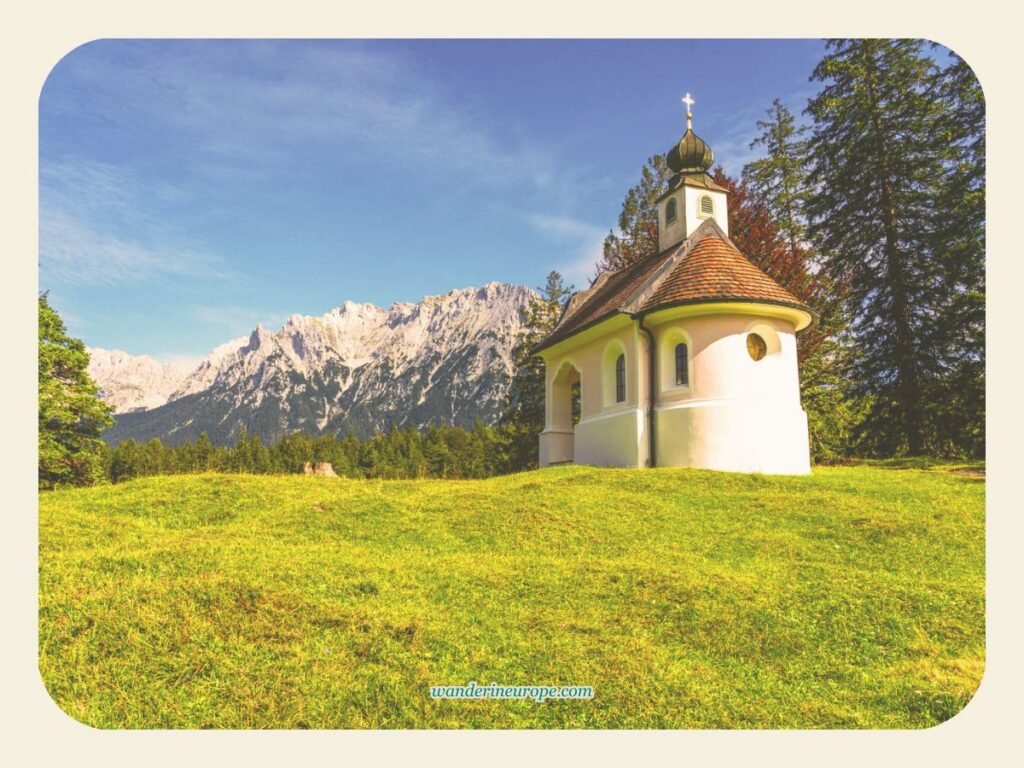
[38,465,984,729]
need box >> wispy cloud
[526,212,606,290]
[39,159,230,287]
[40,208,229,287]
[44,41,563,192]
[188,304,290,338]
[709,88,817,178]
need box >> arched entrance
[540,360,581,466]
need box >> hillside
[98,282,533,446]
[38,465,984,729]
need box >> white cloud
[188,304,290,337]
[39,159,231,287]
[47,41,563,193]
[526,212,606,290]
[40,208,228,287]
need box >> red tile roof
[539,251,671,348]
[535,220,813,353]
[640,234,805,310]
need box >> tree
[926,51,985,457]
[108,438,139,483]
[194,432,214,471]
[501,271,572,469]
[38,293,113,489]
[272,431,314,473]
[741,102,866,459]
[805,39,969,455]
[742,98,812,257]
[597,154,673,273]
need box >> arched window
[660,328,693,392]
[674,343,689,386]
[615,353,626,403]
[665,197,678,224]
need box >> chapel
[534,94,816,474]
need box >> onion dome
[666,128,714,174]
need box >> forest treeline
[102,423,533,483]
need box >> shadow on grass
[818,457,985,478]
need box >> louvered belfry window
[700,195,714,216]
[615,354,626,403]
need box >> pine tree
[108,438,139,483]
[927,51,985,457]
[742,98,811,257]
[597,154,673,272]
[38,293,114,489]
[740,102,864,459]
[805,39,960,455]
[194,432,214,471]
[501,271,572,469]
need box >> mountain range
[89,282,534,446]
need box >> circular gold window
[746,333,767,361]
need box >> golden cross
[682,92,695,129]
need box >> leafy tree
[805,39,976,456]
[228,426,271,474]
[38,293,113,489]
[502,271,572,469]
[108,438,139,483]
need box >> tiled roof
[639,234,805,310]
[538,249,673,350]
[535,220,813,353]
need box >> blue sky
[40,38,827,365]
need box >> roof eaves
[637,296,820,331]
[555,268,616,330]
[531,310,628,355]
[621,219,719,314]
[654,173,729,204]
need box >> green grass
[38,464,984,729]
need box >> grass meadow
[38,463,984,729]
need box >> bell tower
[656,92,730,252]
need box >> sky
[40,38,828,366]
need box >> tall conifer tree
[928,51,985,456]
[805,39,954,455]
[743,98,811,257]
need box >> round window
[746,333,767,361]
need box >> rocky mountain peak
[97,282,535,446]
